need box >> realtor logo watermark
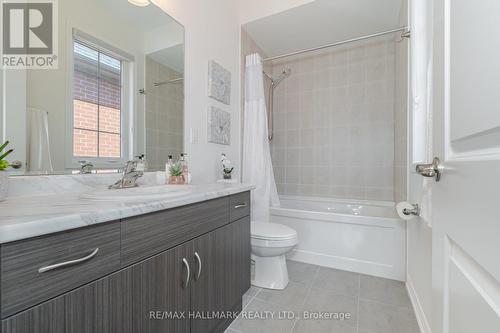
[1,0,58,69]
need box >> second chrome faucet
[109,155,146,189]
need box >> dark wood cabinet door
[216,216,251,314]
[130,242,191,333]
[1,297,65,333]
[190,231,219,333]
[64,269,133,333]
[235,216,251,297]
[227,216,251,304]
[190,217,251,333]
[202,217,250,333]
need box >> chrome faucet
[109,155,146,189]
[79,161,94,174]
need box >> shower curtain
[27,108,53,172]
[243,53,280,222]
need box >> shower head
[262,67,291,87]
[281,68,291,76]
[272,67,291,87]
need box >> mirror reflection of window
[1,0,184,175]
[72,41,124,160]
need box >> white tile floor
[225,261,420,333]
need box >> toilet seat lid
[251,222,297,240]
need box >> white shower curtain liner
[27,108,53,172]
[242,53,280,222]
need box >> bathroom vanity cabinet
[0,192,251,333]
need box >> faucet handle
[134,154,147,172]
[78,160,94,174]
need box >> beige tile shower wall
[270,39,396,201]
[145,56,184,171]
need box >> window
[71,36,130,165]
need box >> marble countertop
[0,181,254,244]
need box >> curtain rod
[262,27,409,62]
[154,77,184,87]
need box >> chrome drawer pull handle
[38,248,99,273]
[194,252,202,281]
[234,203,247,209]
[182,258,190,289]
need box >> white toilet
[251,222,298,290]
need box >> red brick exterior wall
[73,60,121,159]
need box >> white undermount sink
[80,185,192,202]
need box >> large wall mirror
[0,0,184,174]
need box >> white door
[430,0,500,332]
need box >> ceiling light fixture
[128,0,150,7]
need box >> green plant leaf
[0,141,9,153]
[0,160,9,171]
[168,162,183,177]
[0,149,13,161]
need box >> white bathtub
[270,196,406,281]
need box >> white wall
[239,0,315,24]
[2,70,27,170]
[152,0,241,183]
[144,23,184,55]
[406,0,433,330]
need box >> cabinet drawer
[121,197,229,266]
[1,222,120,318]
[229,191,251,222]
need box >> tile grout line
[243,288,261,311]
[228,287,262,333]
[358,296,413,309]
[289,265,321,333]
[289,318,299,333]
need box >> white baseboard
[406,275,431,333]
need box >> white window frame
[65,28,134,169]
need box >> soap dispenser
[165,155,174,184]
[179,153,191,184]
[135,154,147,172]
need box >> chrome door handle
[234,203,247,209]
[416,157,443,182]
[38,248,99,273]
[194,252,202,281]
[182,258,190,289]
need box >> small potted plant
[0,141,14,202]
[221,153,234,180]
[168,162,185,185]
